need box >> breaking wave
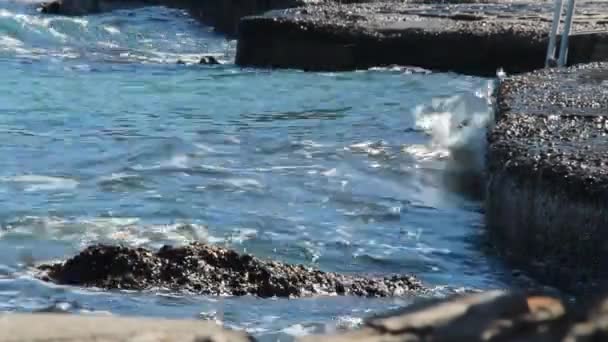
[0,1,234,64]
[406,80,495,198]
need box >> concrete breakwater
[37,1,608,74]
[488,62,608,292]
[236,0,608,75]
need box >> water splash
[411,80,494,173]
[404,80,495,198]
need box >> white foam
[321,168,338,177]
[134,155,191,171]
[407,80,495,174]
[224,178,263,189]
[98,172,139,182]
[347,141,389,157]
[194,143,218,154]
[1,175,79,192]
[103,26,120,35]
[0,216,217,248]
[282,324,316,337]
[207,228,257,245]
[0,35,22,48]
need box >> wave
[0,175,79,192]
[0,216,216,248]
[404,80,495,198]
[0,4,233,64]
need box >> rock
[39,0,100,15]
[39,1,62,14]
[174,0,314,36]
[367,291,532,341]
[37,243,423,297]
[299,291,575,342]
[236,1,608,75]
[487,62,608,293]
[0,313,250,342]
[38,0,161,15]
[199,56,221,65]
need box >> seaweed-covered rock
[38,243,423,297]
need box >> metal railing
[545,0,577,67]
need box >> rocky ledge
[37,243,422,297]
[236,0,608,75]
[303,290,608,342]
[487,62,608,292]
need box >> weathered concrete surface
[37,243,423,297]
[487,62,608,291]
[0,313,251,342]
[298,290,608,342]
[236,1,608,75]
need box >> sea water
[0,1,512,339]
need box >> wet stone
[37,243,423,298]
[491,62,608,204]
[299,291,608,342]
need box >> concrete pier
[236,1,608,75]
[488,62,608,290]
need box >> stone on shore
[298,290,601,341]
[487,62,608,292]
[236,1,608,75]
[0,313,251,342]
[37,243,423,297]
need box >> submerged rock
[39,0,159,15]
[199,56,221,65]
[487,62,608,293]
[39,0,100,15]
[37,243,423,297]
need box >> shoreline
[18,0,608,340]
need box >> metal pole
[546,0,564,67]
[558,0,577,66]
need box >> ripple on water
[0,2,513,337]
[1,175,79,192]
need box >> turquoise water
[0,1,511,339]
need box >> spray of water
[409,80,496,198]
